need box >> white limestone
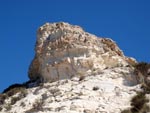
[28,22,136,82]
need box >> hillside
[0,22,149,113]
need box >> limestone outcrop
[28,22,136,82]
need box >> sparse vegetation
[135,62,150,75]
[0,84,28,112]
[0,94,7,105]
[32,99,44,111]
[25,99,44,113]
[0,78,41,112]
[4,103,12,111]
[49,88,60,95]
[20,102,25,107]
[0,106,2,111]
[6,87,27,97]
[42,93,48,100]
[130,92,149,113]
[134,62,150,84]
[141,82,150,94]
[121,62,150,113]
[121,91,150,113]
[3,83,26,94]
[2,77,42,94]
[11,96,21,105]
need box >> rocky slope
[0,22,141,113]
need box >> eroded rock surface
[28,22,136,82]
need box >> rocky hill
[0,22,149,113]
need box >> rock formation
[0,22,141,113]
[28,22,136,82]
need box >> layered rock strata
[28,22,136,82]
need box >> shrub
[121,62,150,113]
[0,87,27,107]
[25,99,44,113]
[3,83,26,94]
[135,62,150,75]
[11,96,21,105]
[20,102,25,107]
[134,62,150,84]
[33,99,44,110]
[0,94,7,105]
[4,103,11,111]
[130,92,149,112]
[2,77,42,94]
[141,83,150,93]
[121,91,150,113]
[6,87,26,97]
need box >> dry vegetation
[25,99,44,113]
[0,83,28,112]
[121,62,150,113]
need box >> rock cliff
[28,22,136,82]
[0,22,141,113]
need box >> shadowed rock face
[28,22,136,81]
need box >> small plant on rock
[4,103,12,111]
[130,92,149,113]
[0,94,7,105]
[134,62,150,84]
[25,99,44,113]
[11,96,21,105]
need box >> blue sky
[0,0,150,92]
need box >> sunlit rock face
[28,22,136,82]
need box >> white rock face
[28,22,136,82]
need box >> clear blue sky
[0,0,150,92]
